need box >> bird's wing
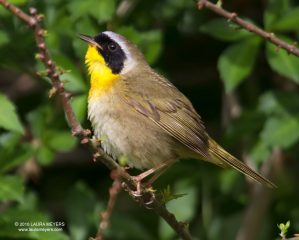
[121,70,209,158]
[120,69,277,188]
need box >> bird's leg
[141,164,174,208]
[131,160,173,197]
[122,160,174,208]
[146,164,172,187]
[131,170,154,197]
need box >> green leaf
[160,185,187,204]
[65,182,98,240]
[218,37,261,92]
[141,30,162,64]
[0,208,69,240]
[258,91,299,116]
[258,91,286,115]
[0,144,33,173]
[70,95,87,123]
[27,105,56,139]
[266,37,299,84]
[278,220,291,238]
[159,180,196,239]
[219,170,239,193]
[0,32,9,46]
[264,0,290,30]
[0,93,24,134]
[73,18,98,59]
[18,192,39,211]
[0,133,22,171]
[249,140,271,164]
[90,0,116,23]
[36,145,55,165]
[46,131,77,152]
[260,116,299,149]
[48,18,74,41]
[118,27,162,64]
[158,0,193,20]
[200,19,253,42]
[67,0,115,23]
[272,7,299,31]
[9,0,26,5]
[67,0,94,21]
[0,175,24,202]
[226,110,265,145]
[117,26,141,43]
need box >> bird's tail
[208,138,276,188]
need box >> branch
[0,1,192,239]
[197,0,299,57]
[0,0,83,136]
[93,171,122,240]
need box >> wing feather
[121,70,209,158]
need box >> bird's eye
[108,43,117,52]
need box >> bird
[79,31,276,189]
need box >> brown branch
[0,1,193,239]
[197,0,299,57]
[0,0,83,136]
[93,170,122,240]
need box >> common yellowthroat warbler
[79,31,276,189]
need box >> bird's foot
[121,180,156,209]
[121,163,173,208]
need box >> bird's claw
[121,181,156,208]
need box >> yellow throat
[85,46,120,99]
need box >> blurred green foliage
[278,220,291,239]
[0,0,299,239]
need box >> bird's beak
[79,34,102,50]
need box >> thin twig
[94,171,122,240]
[197,0,299,57]
[0,1,193,239]
[0,0,84,136]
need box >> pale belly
[88,95,178,169]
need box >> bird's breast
[87,93,178,169]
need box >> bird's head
[79,31,146,76]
